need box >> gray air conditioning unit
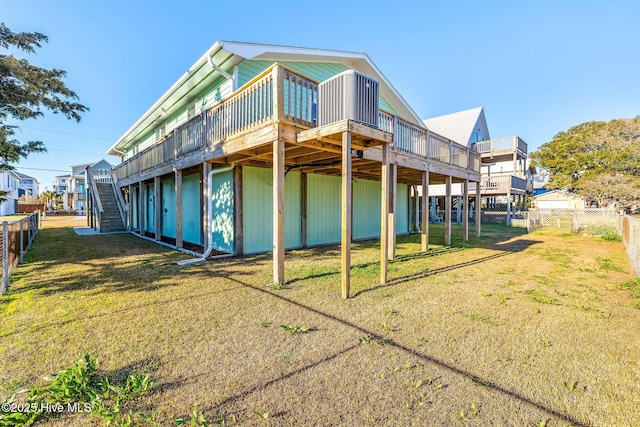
[317,70,379,128]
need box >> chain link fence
[525,209,622,234]
[622,216,640,277]
[0,212,41,295]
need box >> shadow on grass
[204,274,589,427]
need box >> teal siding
[182,172,202,244]
[145,183,155,233]
[197,76,233,110]
[161,177,176,238]
[242,167,302,255]
[130,186,139,231]
[211,170,234,253]
[307,174,341,246]
[379,97,397,115]
[353,179,381,240]
[396,184,409,234]
[237,60,272,87]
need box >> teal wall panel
[307,174,341,246]
[242,167,301,255]
[396,183,409,234]
[182,172,202,244]
[211,170,234,253]
[130,186,139,230]
[145,183,155,233]
[353,179,381,240]
[161,177,176,238]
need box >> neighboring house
[422,106,533,224]
[15,172,40,198]
[107,41,484,294]
[0,170,21,216]
[55,160,113,212]
[531,190,586,209]
[533,169,550,196]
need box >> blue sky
[3,0,639,190]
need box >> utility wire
[16,126,117,142]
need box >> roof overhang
[109,41,423,155]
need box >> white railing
[473,136,528,156]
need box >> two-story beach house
[105,41,483,298]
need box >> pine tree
[0,23,88,168]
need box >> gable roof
[531,189,586,200]
[109,41,423,155]
[14,171,39,183]
[422,106,490,147]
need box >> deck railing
[473,136,528,156]
[114,65,481,179]
[480,174,528,192]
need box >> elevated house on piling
[99,41,482,298]
[424,107,534,224]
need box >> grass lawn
[1,216,639,426]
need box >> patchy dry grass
[1,217,639,426]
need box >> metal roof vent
[317,70,379,128]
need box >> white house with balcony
[15,172,40,199]
[0,170,21,216]
[55,160,113,212]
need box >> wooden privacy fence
[622,216,640,277]
[0,212,41,295]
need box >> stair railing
[85,167,103,230]
[110,170,128,229]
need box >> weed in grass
[632,301,640,310]
[481,291,492,297]
[280,324,310,334]
[460,403,479,420]
[619,279,640,308]
[409,379,423,388]
[377,322,396,333]
[260,321,271,328]
[415,337,427,347]
[531,419,549,427]
[267,282,287,290]
[0,354,153,426]
[601,231,622,242]
[597,257,623,271]
[498,357,511,362]
[471,377,487,387]
[525,289,561,305]
[506,280,518,287]
[405,392,428,410]
[174,408,210,426]
[359,335,387,346]
[385,308,398,316]
[497,294,511,304]
[541,340,552,348]
[468,313,496,325]
[561,381,586,393]
[498,268,515,275]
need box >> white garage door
[537,200,569,209]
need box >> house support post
[388,163,397,260]
[301,173,307,248]
[273,138,285,285]
[506,188,512,226]
[154,176,161,240]
[445,176,452,245]
[475,180,481,237]
[414,185,420,232]
[421,171,429,252]
[139,182,145,235]
[128,184,133,231]
[175,169,183,248]
[430,197,437,222]
[234,166,243,256]
[456,196,462,224]
[202,162,211,251]
[463,179,469,242]
[341,131,352,299]
[380,143,390,285]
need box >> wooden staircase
[95,183,125,232]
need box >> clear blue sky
[3,0,640,190]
